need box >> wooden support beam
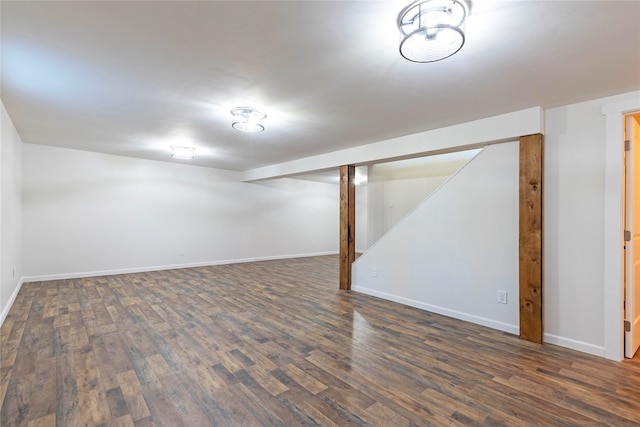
[519,133,544,343]
[339,165,356,290]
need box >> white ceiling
[2,1,639,171]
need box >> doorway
[624,113,640,359]
[603,97,640,361]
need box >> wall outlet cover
[497,290,508,304]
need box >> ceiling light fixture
[231,107,266,133]
[397,0,469,63]
[170,145,195,160]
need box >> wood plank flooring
[1,255,639,426]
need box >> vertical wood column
[340,165,356,290]
[519,133,544,343]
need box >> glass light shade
[397,0,468,63]
[232,121,264,133]
[231,107,266,132]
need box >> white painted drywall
[353,142,520,333]
[367,175,449,246]
[544,91,640,356]
[383,178,448,232]
[365,152,478,248]
[22,144,338,279]
[1,102,23,323]
[602,93,640,361]
[355,183,367,253]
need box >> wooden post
[519,134,543,343]
[340,165,356,290]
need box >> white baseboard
[22,251,339,283]
[351,285,519,335]
[351,286,608,358]
[543,333,606,358]
[0,278,24,327]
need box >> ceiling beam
[242,107,543,182]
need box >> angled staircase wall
[352,141,520,333]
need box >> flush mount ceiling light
[231,107,266,133]
[170,145,195,160]
[397,0,469,63]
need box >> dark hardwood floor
[1,255,639,426]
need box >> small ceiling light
[231,107,266,133]
[354,176,367,186]
[170,145,195,160]
[397,0,469,63]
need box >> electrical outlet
[372,266,378,277]
[178,248,185,256]
[497,290,508,304]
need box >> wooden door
[625,114,640,358]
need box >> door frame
[603,97,640,361]
[624,113,640,358]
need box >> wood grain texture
[520,133,544,343]
[339,164,356,290]
[2,255,639,426]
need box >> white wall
[544,91,640,356]
[355,183,367,252]
[1,103,23,324]
[383,178,448,231]
[365,152,477,247]
[367,175,449,246]
[353,142,520,333]
[22,144,339,279]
